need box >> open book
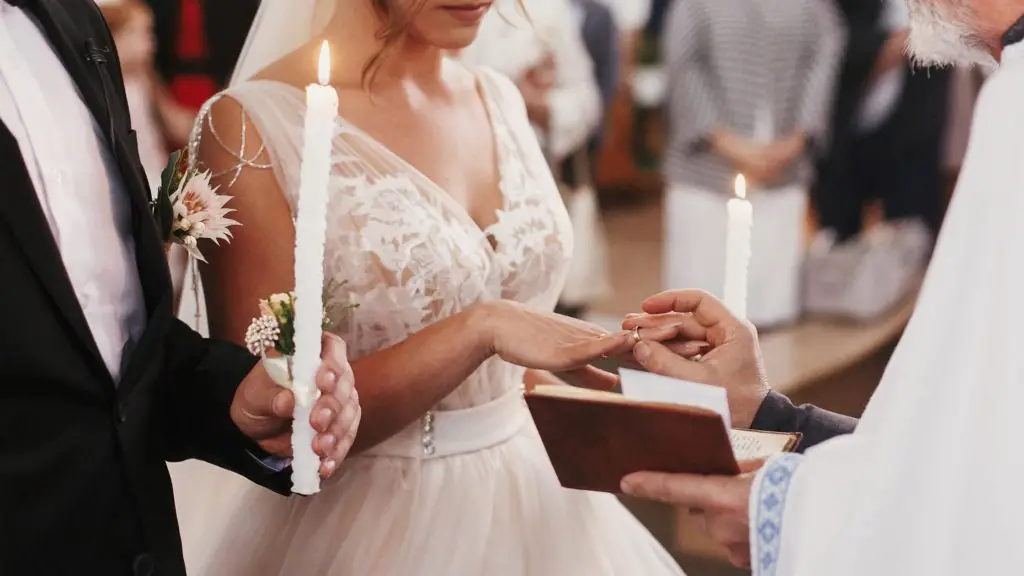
[525,370,799,493]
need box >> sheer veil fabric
[173,1,687,574]
[229,0,337,86]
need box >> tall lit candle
[723,174,753,319]
[291,41,338,496]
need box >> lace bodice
[193,68,572,411]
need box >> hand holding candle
[723,174,753,320]
[290,41,339,495]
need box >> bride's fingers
[567,330,633,365]
[622,312,687,330]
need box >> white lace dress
[178,67,683,576]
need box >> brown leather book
[525,385,800,494]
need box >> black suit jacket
[751,392,858,452]
[0,2,289,575]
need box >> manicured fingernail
[272,392,289,414]
[324,459,337,475]
[317,407,333,428]
[620,479,634,494]
[634,342,651,362]
[325,370,338,384]
[321,434,337,450]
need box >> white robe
[749,41,1024,575]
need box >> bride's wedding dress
[180,67,683,575]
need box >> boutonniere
[244,283,357,389]
[151,148,239,262]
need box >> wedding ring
[631,326,641,344]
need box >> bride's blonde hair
[363,0,528,88]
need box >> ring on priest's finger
[631,326,642,344]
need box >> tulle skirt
[175,390,684,575]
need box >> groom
[0,1,357,575]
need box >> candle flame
[317,41,331,86]
[734,174,747,200]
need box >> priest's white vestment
[749,41,1024,576]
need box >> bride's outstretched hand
[483,301,634,372]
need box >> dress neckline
[241,70,511,257]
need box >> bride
[179,0,685,574]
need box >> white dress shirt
[0,5,146,381]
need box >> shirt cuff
[749,452,805,576]
[246,449,292,473]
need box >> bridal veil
[229,0,339,86]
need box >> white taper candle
[290,41,338,495]
[723,174,753,320]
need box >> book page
[729,430,795,460]
[619,369,731,428]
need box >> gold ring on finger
[632,326,641,344]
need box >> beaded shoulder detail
[187,92,273,188]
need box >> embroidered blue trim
[752,453,804,576]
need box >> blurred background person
[97,0,167,188]
[460,0,610,319]
[141,0,258,327]
[816,0,952,243]
[145,0,260,142]
[660,0,845,329]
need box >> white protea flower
[169,169,239,262]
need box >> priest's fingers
[633,340,714,384]
[738,459,766,474]
[567,365,620,391]
[620,471,747,511]
[725,545,752,569]
[641,290,744,346]
[623,313,708,342]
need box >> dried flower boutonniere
[244,283,357,389]
[152,148,239,262]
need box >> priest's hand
[231,333,361,478]
[621,460,765,568]
[622,290,770,429]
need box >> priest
[620,1,1024,574]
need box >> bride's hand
[482,301,634,372]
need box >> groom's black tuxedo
[0,1,290,575]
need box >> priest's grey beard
[906,0,997,69]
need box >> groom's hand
[623,290,770,429]
[621,460,764,568]
[231,333,361,478]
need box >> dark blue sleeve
[751,391,858,453]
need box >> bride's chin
[420,28,484,52]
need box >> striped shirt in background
[661,0,846,193]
